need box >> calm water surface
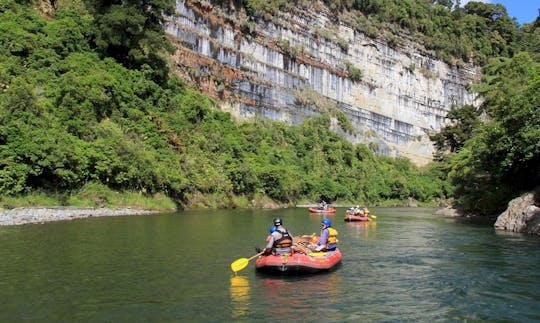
[1,207,539,322]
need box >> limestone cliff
[165,0,482,165]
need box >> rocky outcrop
[494,190,540,235]
[165,0,481,165]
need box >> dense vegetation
[240,0,518,65]
[429,14,540,214]
[0,0,449,210]
[1,0,538,215]
[434,51,540,215]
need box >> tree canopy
[83,0,176,84]
[432,33,539,215]
[0,0,449,208]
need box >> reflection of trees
[229,275,250,319]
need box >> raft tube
[344,214,370,222]
[308,207,336,214]
[255,249,342,274]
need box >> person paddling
[263,217,293,255]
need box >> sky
[462,0,540,25]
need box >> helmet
[269,226,276,234]
[321,218,332,227]
[356,205,360,208]
[273,217,282,226]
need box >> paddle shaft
[231,251,264,272]
[248,251,264,260]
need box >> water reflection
[229,275,250,319]
[256,273,342,320]
[346,220,377,240]
[3,208,538,322]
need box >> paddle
[230,251,264,273]
[293,242,315,254]
[370,214,377,219]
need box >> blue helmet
[321,218,332,227]
[269,226,276,234]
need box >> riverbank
[0,207,159,226]
[0,203,437,226]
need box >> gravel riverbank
[0,207,159,226]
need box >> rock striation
[165,0,481,165]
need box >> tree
[447,53,540,214]
[429,104,482,161]
[85,0,176,84]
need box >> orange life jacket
[274,229,293,248]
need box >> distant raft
[308,207,336,214]
[344,214,371,222]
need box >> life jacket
[326,227,338,245]
[274,228,293,248]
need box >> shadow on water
[451,215,497,226]
[253,261,343,277]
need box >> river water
[1,207,539,322]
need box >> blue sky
[493,0,540,25]
[462,0,540,25]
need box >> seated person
[263,217,293,255]
[311,218,338,252]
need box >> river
[0,207,539,322]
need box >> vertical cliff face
[165,0,481,165]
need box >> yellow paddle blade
[308,252,327,257]
[370,214,377,219]
[231,258,249,272]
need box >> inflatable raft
[255,249,342,274]
[308,207,336,214]
[344,214,370,222]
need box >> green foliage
[0,0,450,210]
[83,0,176,84]
[441,52,540,214]
[244,0,291,20]
[343,60,363,83]
[331,109,354,134]
[238,0,520,65]
[0,182,176,211]
[516,20,540,61]
[44,9,93,58]
[276,38,301,60]
[429,104,482,161]
[476,53,540,188]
